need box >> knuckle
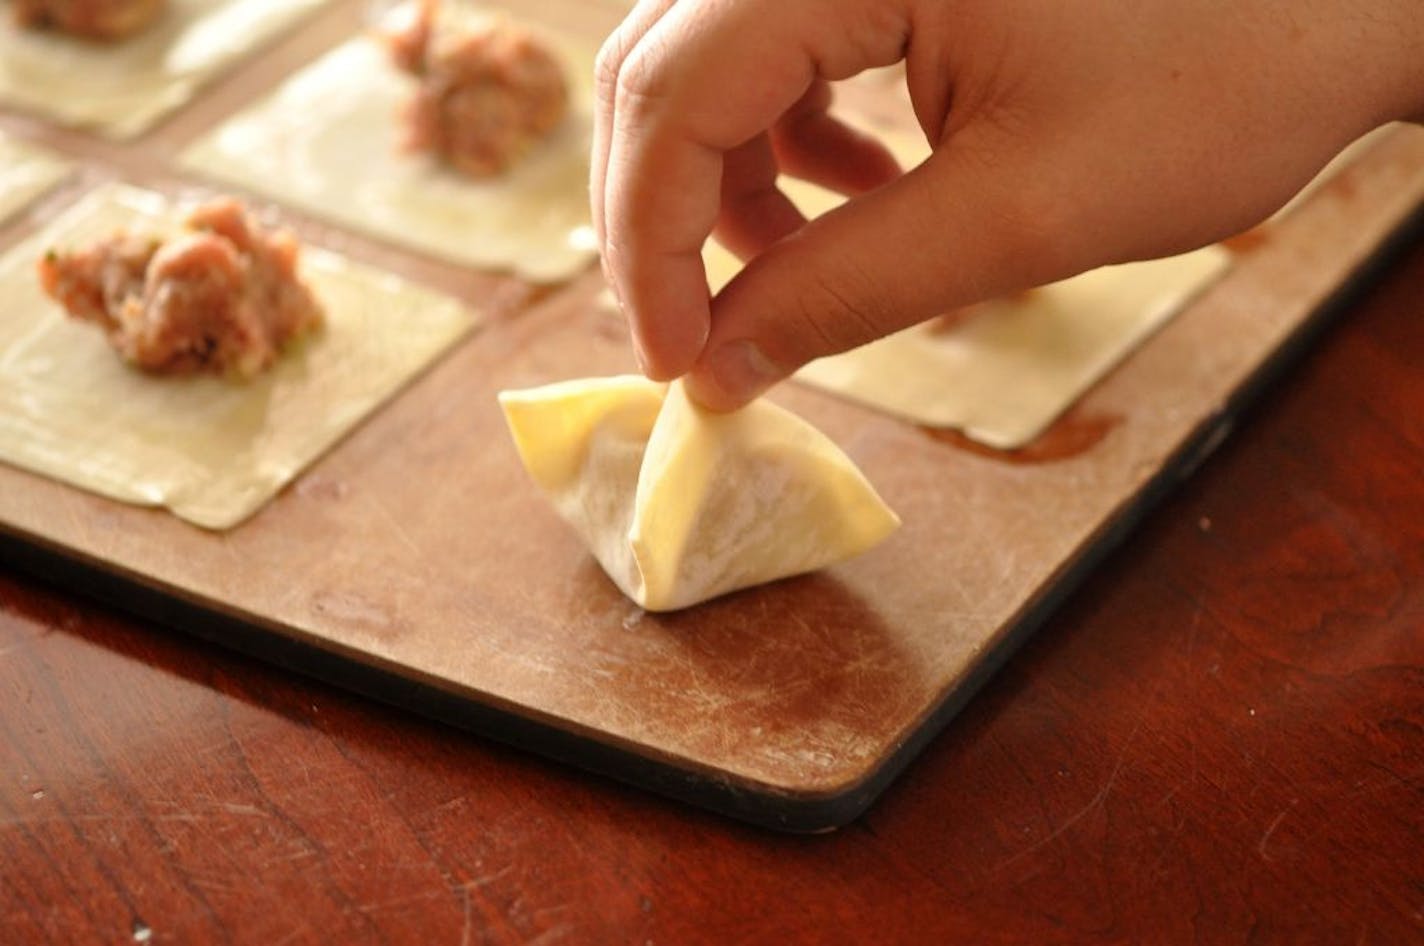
[613,45,669,117]
[593,33,626,101]
[601,228,638,275]
[790,261,896,359]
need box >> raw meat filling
[11,0,166,41]
[39,198,325,378]
[381,0,569,177]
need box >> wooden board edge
[5,198,1417,832]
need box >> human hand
[593,0,1424,410]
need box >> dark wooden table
[3,226,1422,943]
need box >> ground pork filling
[38,198,325,378]
[381,0,569,178]
[11,0,167,41]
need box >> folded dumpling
[499,376,900,611]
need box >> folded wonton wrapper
[499,376,900,611]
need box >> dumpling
[499,376,900,612]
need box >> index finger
[600,0,910,379]
[590,0,677,251]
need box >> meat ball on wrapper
[12,0,167,41]
[38,198,325,379]
[381,0,570,178]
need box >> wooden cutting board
[2,0,1422,831]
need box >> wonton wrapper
[500,376,900,611]
[0,0,330,139]
[0,133,69,223]
[702,127,1231,450]
[0,183,477,529]
[181,26,597,282]
[1270,124,1401,224]
[796,250,1230,449]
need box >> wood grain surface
[1,0,1422,939]
[1,0,1422,827]
[2,226,1420,945]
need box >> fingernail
[697,341,781,407]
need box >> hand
[592,0,1424,410]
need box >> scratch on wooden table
[455,865,514,946]
[1151,785,1180,813]
[459,881,474,946]
[357,484,433,569]
[464,866,514,889]
[358,888,446,914]
[1185,601,1203,665]
[1257,808,1290,861]
[1144,801,1189,879]
[1184,604,1204,790]
[423,793,471,819]
[532,924,576,945]
[271,921,313,946]
[994,712,1148,871]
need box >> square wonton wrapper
[794,250,1229,449]
[0,183,477,529]
[0,133,70,224]
[181,28,598,282]
[701,128,1231,450]
[0,0,329,139]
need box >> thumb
[684,138,1090,411]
